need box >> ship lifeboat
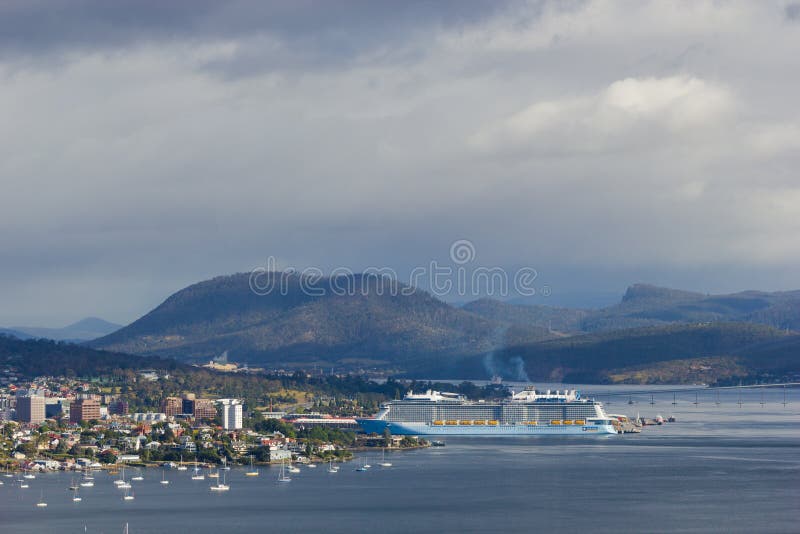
[528,421,537,425]
[563,420,573,425]
[473,420,485,425]
[487,420,499,426]
[550,420,561,425]
[432,420,444,426]
[459,420,472,425]
[574,420,585,425]
[445,420,458,425]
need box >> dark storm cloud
[0,0,523,69]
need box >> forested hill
[91,273,554,368]
[438,322,800,384]
[0,335,187,378]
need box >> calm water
[1,387,798,533]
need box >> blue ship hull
[356,419,617,436]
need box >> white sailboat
[116,467,131,488]
[72,487,82,502]
[277,460,291,483]
[80,470,94,487]
[245,455,259,477]
[210,470,230,492]
[177,455,188,471]
[160,469,170,485]
[131,469,144,481]
[191,461,205,480]
[379,448,392,468]
[327,459,339,473]
[123,487,134,501]
[4,464,13,478]
[36,490,47,507]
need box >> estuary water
[1,386,798,533]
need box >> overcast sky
[2,0,799,326]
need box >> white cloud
[471,76,735,154]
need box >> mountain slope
[11,317,122,341]
[441,322,797,383]
[462,298,587,333]
[92,273,554,367]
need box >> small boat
[176,455,188,471]
[355,457,369,472]
[245,455,259,477]
[208,469,219,479]
[327,459,339,473]
[307,463,317,468]
[131,475,144,481]
[277,461,291,483]
[287,465,300,474]
[24,473,36,480]
[191,461,204,480]
[378,448,392,468]
[210,471,230,492]
[431,440,446,447]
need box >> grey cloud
[1,1,799,326]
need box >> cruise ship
[356,387,618,436]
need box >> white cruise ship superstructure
[356,387,617,436]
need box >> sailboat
[69,478,79,490]
[191,461,205,480]
[131,468,144,481]
[116,467,131,488]
[208,467,219,479]
[277,460,291,483]
[355,457,368,472]
[80,471,94,487]
[176,455,188,471]
[287,462,300,474]
[327,459,339,473]
[245,455,259,477]
[36,490,47,507]
[72,486,82,502]
[23,467,36,479]
[160,469,170,485]
[210,470,230,492]
[220,457,231,471]
[4,464,13,478]
[378,448,392,468]
[123,487,135,501]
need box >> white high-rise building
[220,399,243,430]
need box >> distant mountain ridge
[8,317,122,341]
[466,284,800,334]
